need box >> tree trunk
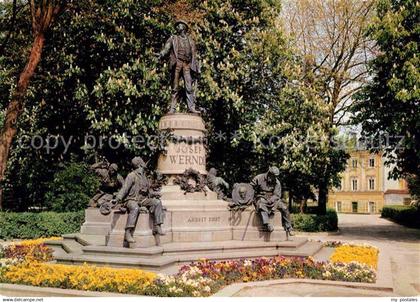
[0,33,45,209]
[317,123,334,215]
[317,176,328,215]
[299,199,306,214]
[288,191,293,213]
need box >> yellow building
[328,150,411,214]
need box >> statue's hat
[132,156,147,168]
[175,19,189,30]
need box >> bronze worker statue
[206,168,230,200]
[88,161,124,208]
[157,20,200,114]
[112,157,166,243]
[250,166,294,237]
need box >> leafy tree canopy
[353,0,419,184]
[1,0,335,210]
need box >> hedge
[291,208,338,232]
[0,211,85,240]
[381,205,420,229]
[0,208,338,239]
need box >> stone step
[61,239,85,254]
[54,253,174,271]
[82,237,309,258]
[54,240,323,272]
[62,233,107,246]
[45,234,108,256]
[46,241,68,257]
[313,246,335,262]
[45,238,84,255]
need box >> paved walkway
[234,214,420,297]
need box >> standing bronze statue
[157,20,200,114]
[250,166,294,237]
[112,157,165,243]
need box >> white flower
[192,291,200,297]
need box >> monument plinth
[157,113,207,176]
[48,114,324,270]
[46,19,324,272]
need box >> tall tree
[281,0,375,213]
[0,0,335,211]
[353,0,419,195]
[0,0,64,208]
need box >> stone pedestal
[81,113,288,247]
[80,208,113,235]
[157,113,207,176]
[83,205,286,248]
[59,112,309,271]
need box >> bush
[291,208,338,232]
[0,211,85,239]
[381,205,420,228]
[44,162,100,212]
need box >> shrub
[0,211,85,239]
[381,205,420,228]
[291,208,338,232]
[44,162,100,212]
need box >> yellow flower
[330,245,379,269]
[9,237,62,247]
[3,260,157,293]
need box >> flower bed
[166,256,376,295]
[0,238,378,297]
[0,237,61,262]
[330,244,379,269]
[1,260,156,294]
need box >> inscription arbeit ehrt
[187,216,221,223]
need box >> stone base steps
[47,236,323,272]
[82,237,310,257]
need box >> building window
[369,158,375,167]
[336,201,342,212]
[352,201,358,213]
[351,178,358,191]
[352,159,358,168]
[368,178,375,190]
[368,201,376,213]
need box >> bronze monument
[112,157,166,243]
[88,161,124,208]
[206,168,230,200]
[250,166,294,236]
[157,20,200,114]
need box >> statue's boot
[189,108,200,114]
[153,224,166,236]
[125,228,135,243]
[264,223,274,232]
[286,228,295,236]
